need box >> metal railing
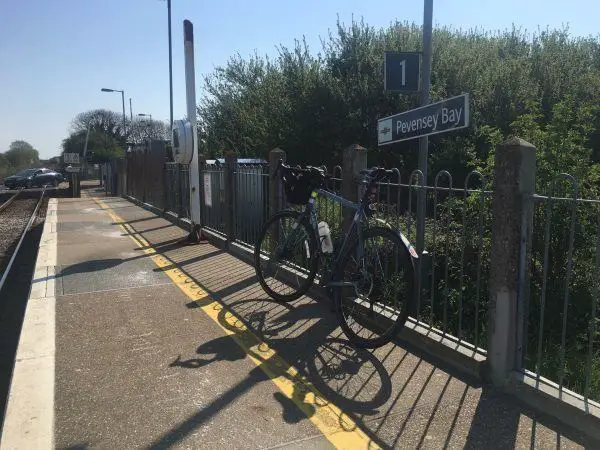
[121,150,600,406]
[200,162,226,235]
[526,174,600,404]
[179,164,190,220]
[314,165,344,243]
[364,169,492,351]
[234,163,270,248]
[164,162,181,216]
[283,165,492,353]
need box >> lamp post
[167,0,173,130]
[101,88,127,140]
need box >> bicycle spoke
[254,211,318,302]
[336,228,413,348]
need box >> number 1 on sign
[399,59,406,86]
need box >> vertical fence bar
[391,168,401,231]
[535,192,553,385]
[558,175,579,394]
[224,151,236,243]
[434,171,453,334]
[457,171,484,342]
[334,165,343,238]
[458,179,468,341]
[407,170,423,245]
[584,206,600,407]
[429,182,440,327]
[474,183,487,350]
[269,148,286,217]
[409,170,424,317]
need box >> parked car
[4,168,64,189]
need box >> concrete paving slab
[57,226,129,245]
[57,255,168,295]
[57,221,117,233]
[55,283,323,450]
[55,240,144,266]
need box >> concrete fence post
[198,152,206,226]
[487,137,536,387]
[269,148,286,216]
[224,151,237,243]
[342,144,367,232]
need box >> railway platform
[0,186,590,449]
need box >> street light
[167,0,173,130]
[158,0,174,130]
[101,88,127,139]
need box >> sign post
[418,0,434,257]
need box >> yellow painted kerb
[93,197,379,450]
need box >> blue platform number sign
[384,52,421,93]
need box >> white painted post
[182,20,205,242]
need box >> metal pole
[168,0,173,131]
[83,122,91,180]
[121,90,127,142]
[129,97,133,122]
[416,0,433,255]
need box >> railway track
[0,188,46,293]
[0,189,23,212]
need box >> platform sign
[384,52,421,93]
[203,173,212,207]
[64,153,80,164]
[378,93,469,146]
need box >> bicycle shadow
[166,296,392,445]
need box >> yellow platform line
[94,198,379,450]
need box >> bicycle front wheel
[333,227,414,349]
[254,210,319,302]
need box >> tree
[5,140,40,169]
[128,118,170,144]
[61,129,124,163]
[0,153,14,179]
[197,21,600,179]
[70,109,128,145]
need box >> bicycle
[253,161,418,349]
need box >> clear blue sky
[1,0,598,159]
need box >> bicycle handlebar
[273,160,393,183]
[359,167,395,182]
[272,160,327,180]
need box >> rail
[0,189,24,214]
[0,188,46,293]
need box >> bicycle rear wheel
[254,210,319,302]
[333,227,414,349]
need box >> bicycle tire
[254,210,319,302]
[333,226,414,349]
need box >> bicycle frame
[293,187,368,288]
